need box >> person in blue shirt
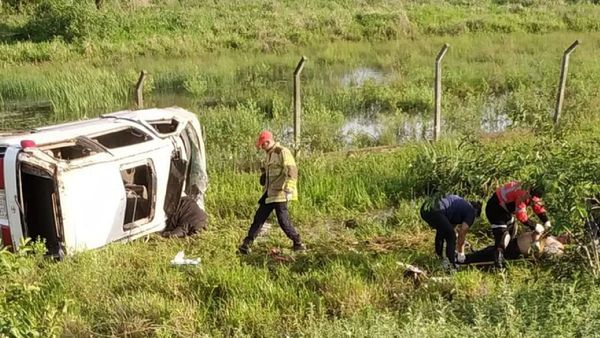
[420,195,482,269]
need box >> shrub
[0,240,65,337]
[20,0,116,42]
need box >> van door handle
[14,196,23,214]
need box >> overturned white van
[0,107,208,257]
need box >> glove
[531,240,542,254]
[259,173,266,186]
[456,252,466,263]
[441,257,452,270]
[285,191,293,202]
[534,223,545,235]
[544,221,552,231]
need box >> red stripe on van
[1,225,11,248]
[0,160,4,189]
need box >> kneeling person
[162,195,208,238]
[485,181,551,268]
[420,195,482,269]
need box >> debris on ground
[344,219,358,229]
[397,262,453,286]
[268,248,293,263]
[397,262,428,284]
[170,250,201,266]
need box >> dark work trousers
[244,193,301,244]
[461,239,522,264]
[486,194,517,253]
[420,205,456,264]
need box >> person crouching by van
[485,181,551,268]
[420,195,482,270]
[162,188,208,238]
[238,130,305,254]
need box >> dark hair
[530,185,545,198]
[469,200,483,218]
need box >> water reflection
[0,101,53,131]
[340,67,386,87]
[341,118,382,143]
[480,95,512,133]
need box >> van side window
[92,128,151,149]
[149,119,179,134]
[121,162,154,230]
[41,139,100,160]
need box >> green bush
[0,240,65,337]
[301,101,346,153]
[21,0,116,42]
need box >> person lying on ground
[420,195,482,270]
[161,192,208,238]
[485,181,552,268]
[459,231,570,265]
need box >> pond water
[480,95,513,133]
[340,93,512,145]
[0,67,513,146]
[340,67,386,87]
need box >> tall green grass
[2,0,600,63]
[2,112,600,337]
[207,128,600,228]
[3,2,600,336]
[2,33,600,158]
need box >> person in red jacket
[485,181,551,268]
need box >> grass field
[3,129,600,337]
[3,1,600,337]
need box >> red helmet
[256,130,273,149]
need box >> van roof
[0,107,198,147]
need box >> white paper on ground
[171,250,201,266]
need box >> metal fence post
[135,70,147,109]
[554,40,579,125]
[433,44,449,141]
[293,56,307,155]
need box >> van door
[180,123,208,210]
[163,147,187,217]
[2,146,24,249]
[144,117,207,210]
[57,160,127,252]
[8,147,64,255]
[4,147,62,256]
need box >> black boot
[494,248,505,269]
[238,239,252,255]
[292,241,306,252]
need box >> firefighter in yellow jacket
[238,130,306,254]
